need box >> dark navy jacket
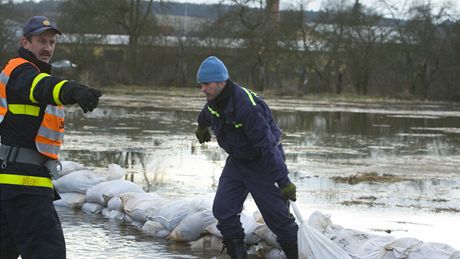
[197,81,290,187]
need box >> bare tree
[58,0,158,84]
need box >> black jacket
[0,48,74,149]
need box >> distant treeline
[1,0,459,101]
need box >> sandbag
[291,203,351,259]
[142,220,170,238]
[82,202,105,214]
[147,199,193,231]
[85,179,145,205]
[308,211,343,238]
[190,234,223,251]
[205,210,261,243]
[109,192,170,223]
[331,228,376,256]
[59,161,87,177]
[53,192,86,208]
[189,193,215,211]
[407,242,458,259]
[104,163,126,181]
[101,207,133,222]
[169,210,217,242]
[54,170,106,193]
[254,225,280,249]
[357,236,398,259]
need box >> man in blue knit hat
[195,56,298,259]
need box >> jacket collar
[208,79,235,114]
[17,47,52,73]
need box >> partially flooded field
[59,86,460,257]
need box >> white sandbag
[105,163,126,181]
[54,192,86,208]
[169,210,217,242]
[204,210,261,243]
[357,236,398,259]
[389,237,423,258]
[190,234,223,251]
[240,210,259,237]
[107,196,124,211]
[407,242,459,259]
[59,161,87,177]
[121,192,169,212]
[254,225,280,249]
[331,228,377,256]
[114,192,170,223]
[85,179,145,205]
[450,251,460,259]
[101,207,133,222]
[264,248,287,259]
[81,202,105,214]
[142,220,170,238]
[248,241,282,258]
[291,203,351,259]
[308,211,343,238]
[204,222,222,238]
[147,199,194,231]
[189,193,215,212]
[54,170,106,193]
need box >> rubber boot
[223,239,247,259]
[280,241,298,259]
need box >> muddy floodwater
[58,86,460,258]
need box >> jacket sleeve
[197,103,212,127]
[240,100,291,187]
[9,63,71,106]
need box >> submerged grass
[331,172,411,185]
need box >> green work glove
[195,126,211,144]
[280,182,297,201]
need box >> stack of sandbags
[53,162,125,208]
[53,161,460,259]
[306,211,460,259]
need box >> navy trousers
[0,195,66,259]
[213,156,298,243]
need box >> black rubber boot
[223,239,248,259]
[280,241,298,259]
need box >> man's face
[20,30,57,63]
[201,82,226,100]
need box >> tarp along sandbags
[86,179,145,205]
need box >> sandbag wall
[54,161,460,259]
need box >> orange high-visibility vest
[0,58,65,159]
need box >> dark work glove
[280,182,297,201]
[195,126,211,144]
[74,87,102,113]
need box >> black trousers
[0,195,66,259]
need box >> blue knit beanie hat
[196,56,229,83]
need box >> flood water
[58,86,460,258]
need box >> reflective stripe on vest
[0,58,34,124]
[36,105,65,159]
[0,173,53,189]
[0,58,65,160]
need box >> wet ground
[58,86,460,257]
